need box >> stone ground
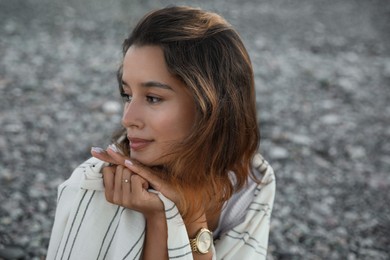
[0,0,389,259]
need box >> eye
[120,92,132,103]
[146,95,162,104]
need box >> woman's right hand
[91,145,181,213]
[102,164,165,218]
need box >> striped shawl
[47,154,275,259]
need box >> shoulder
[213,154,275,238]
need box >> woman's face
[121,45,196,166]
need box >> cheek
[154,111,194,140]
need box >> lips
[128,137,153,151]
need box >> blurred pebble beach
[0,0,389,259]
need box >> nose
[121,100,144,129]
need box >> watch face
[197,230,212,254]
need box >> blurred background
[0,0,389,259]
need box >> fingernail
[108,144,119,153]
[125,160,133,166]
[91,147,105,153]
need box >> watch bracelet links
[190,239,198,253]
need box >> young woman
[47,6,275,260]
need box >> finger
[130,175,162,211]
[113,165,124,205]
[131,174,149,195]
[91,147,117,165]
[124,160,163,191]
[122,167,132,195]
[106,145,128,165]
[102,166,115,203]
[125,160,180,205]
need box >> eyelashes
[120,92,162,104]
[146,96,162,104]
[120,92,132,103]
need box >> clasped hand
[91,145,178,219]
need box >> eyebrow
[122,80,174,91]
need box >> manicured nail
[108,144,119,153]
[91,147,105,153]
[125,160,133,166]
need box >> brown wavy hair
[114,6,260,221]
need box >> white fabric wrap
[47,156,275,260]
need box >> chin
[130,154,163,167]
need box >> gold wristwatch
[189,228,213,254]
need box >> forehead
[123,45,165,71]
[122,45,176,84]
[122,45,194,93]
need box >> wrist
[185,213,208,237]
[143,211,168,260]
[145,210,166,224]
[145,211,167,237]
